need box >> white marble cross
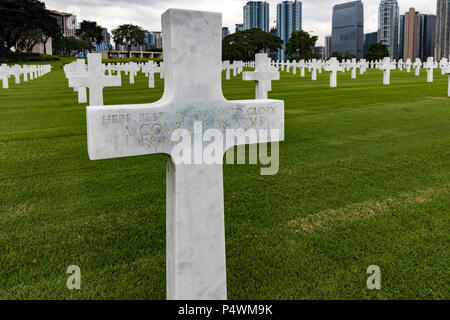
[142,61,159,88]
[86,8,284,300]
[126,63,141,84]
[325,58,341,88]
[291,61,297,75]
[350,58,357,79]
[242,53,280,99]
[380,57,392,85]
[413,58,422,77]
[405,59,412,73]
[11,65,22,84]
[65,59,88,104]
[223,60,231,80]
[423,57,436,83]
[0,64,10,89]
[299,60,306,77]
[439,58,448,75]
[69,54,121,106]
[398,59,404,71]
[310,59,318,81]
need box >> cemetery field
[0,59,449,300]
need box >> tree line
[0,0,148,62]
[1,0,389,63]
[223,29,390,62]
[222,29,319,62]
[0,0,60,62]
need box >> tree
[53,37,93,56]
[15,13,60,53]
[331,51,356,61]
[112,24,145,57]
[76,20,104,53]
[364,42,389,61]
[38,13,61,54]
[222,29,283,62]
[0,0,60,62]
[285,30,318,61]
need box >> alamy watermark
[170,121,280,175]
[66,265,81,290]
[366,265,381,290]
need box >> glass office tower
[243,1,270,32]
[331,1,364,58]
[378,0,400,59]
[277,1,303,60]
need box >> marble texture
[86,8,284,300]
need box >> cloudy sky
[43,0,436,45]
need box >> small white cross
[69,54,121,106]
[242,53,280,99]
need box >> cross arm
[86,99,284,161]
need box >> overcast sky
[43,0,436,45]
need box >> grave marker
[242,53,280,99]
[85,9,284,300]
[69,54,121,106]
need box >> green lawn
[0,59,449,299]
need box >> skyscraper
[364,32,378,53]
[435,0,449,60]
[403,8,419,61]
[49,10,78,38]
[378,0,400,59]
[243,1,270,32]
[222,27,230,39]
[418,14,436,60]
[324,35,332,59]
[277,0,302,60]
[399,15,405,58]
[235,24,245,33]
[94,28,112,52]
[331,1,364,59]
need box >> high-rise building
[49,10,78,38]
[324,35,332,59]
[403,8,420,61]
[243,1,270,32]
[331,1,364,58]
[418,14,436,60]
[222,27,230,39]
[378,0,400,59]
[235,23,245,33]
[277,1,302,60]
[314,46,324,59]
[147,31,163,50]
[399,15,405,58]
[94,28,112,52]
[364,32,378,53]
[435,0,449,60]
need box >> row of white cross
[64,53,450,107]
[64,56,166,105]
[0,64,52,89]
[255,56,449,93]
